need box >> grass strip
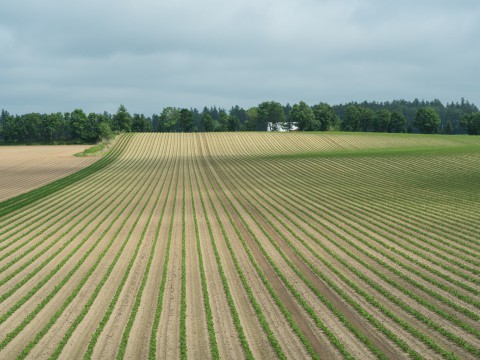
[50,136,172,359]
[0,134,131,218]
[81,136,169,359]
[6,135,155,357]
[0,136,149,311]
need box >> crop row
[209,132,479,358]
[0,134,132,219]
[1,134,169,357]
[227,137,478,298]
[2,132,479,360]
[0,135,158,309]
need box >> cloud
[1,0,479,114]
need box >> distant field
[0,132,479,359]
[0,145,98,202]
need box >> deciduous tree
[372,109,391,132]
[460,112,480,135]
[113,105,132,132]
[70,109,89,142]
[414,107,441,133]
[160,107,180,132]
[244,108,258,131]
[132,114,152,132]
[390,111,407,133]
[289,101,316,131]
[227,115,240,131]
[257,101,285,131]
[312,103,338,131]
[41,112,64,143]
[179,108,194,132]
[201,112,214,132]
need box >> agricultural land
[0,132,479,359]
[0,145,98,202]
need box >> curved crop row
[210,132,479,358]
[0,134,132,219]
[1,132,479,360]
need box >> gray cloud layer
[1,0,479,114]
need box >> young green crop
[225,149,477,357]
[202,152,312,358]
[116,157,175,360]
[188,160,220,359]
[206,148,351,359]
[0,136,157,318]
[54,140,173,360]
[192,159,256,360]
[149,161,179,360]
[2,132,479,360]
[213,148,388,359]
[243,151,480,308]
[8,135,162,359]
[180,163,188,360]
[212,133,478,358]
[82,136,168,360]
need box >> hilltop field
[0,132,479,359]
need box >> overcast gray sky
[1,0,479,115]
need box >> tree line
[1,99,479,143]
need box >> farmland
[0,132,479,359]
[0,145,98,202]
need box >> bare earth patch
[0,145,98,202]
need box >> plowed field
[1,132,479,359]
[0,145,98,202]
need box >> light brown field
[0,145,98,201]
[1,133,479,359]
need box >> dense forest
[1,99,479,144]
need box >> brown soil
[0,145,98,202]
